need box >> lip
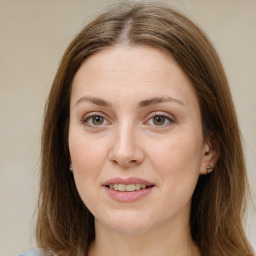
[102,177,155,203]
[102,177,154,186]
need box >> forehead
[71,45,198,108]
[74,45,183,82]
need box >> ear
[199,134,220,175]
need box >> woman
[20,2,254,256]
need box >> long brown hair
[36,2,254,255]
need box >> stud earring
[70,166,73,172]
[206,165,213,174]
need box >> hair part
[36,2,254,256]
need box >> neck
[89,216,200,256]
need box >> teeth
[118,184,126,191]
[108,184,149,192]
[141,184,146,189]
[135,184,141,190]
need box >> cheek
[69,140,104,215]
[69,132,108,174]
[68,133,109,204]
[148,132,203,193]
[147,135,203,220]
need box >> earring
[206,165,213,174]
[70,166,73,172]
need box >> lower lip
[104,186,154,202]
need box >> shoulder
[17,248,48,256]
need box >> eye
[81,113,110,127]
[146,112,175,127]
[152,116,167,125]
[90,116,105,125]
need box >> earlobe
[206,165,213,174]
[200,135,220,175]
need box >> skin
[69,45,218,256]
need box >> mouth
[102,177,155,202]
[107,183,153,192]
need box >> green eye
[146,113,174,127]
[92,116,104,125]
[152,116,166,125]
[82,114,108,127]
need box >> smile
[103,177,155,202]
[108,183,151,192]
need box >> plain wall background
[0,0,255,255]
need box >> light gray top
[17,248,47,256]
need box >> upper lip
[102,177,155,186]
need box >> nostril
[110,159,137,168]
[111,160,119,165]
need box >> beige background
[0,0,255,255]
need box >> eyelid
[144,111,176,126]
[147,111,175,120]
[81,111,111,127]
[80,111,175,128]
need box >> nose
[109,123,144,168]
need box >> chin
[108,222,152,235]
[96,210,154,235]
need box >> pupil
[93,116,103,125]
[154,116,165,125]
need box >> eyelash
[81,112,175,128]
[81,112,109,128]
[145,112,175,127]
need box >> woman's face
[69,45,213,235]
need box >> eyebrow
[76,96,112,107]
[75,96,184,108]
[138,97,185,108]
